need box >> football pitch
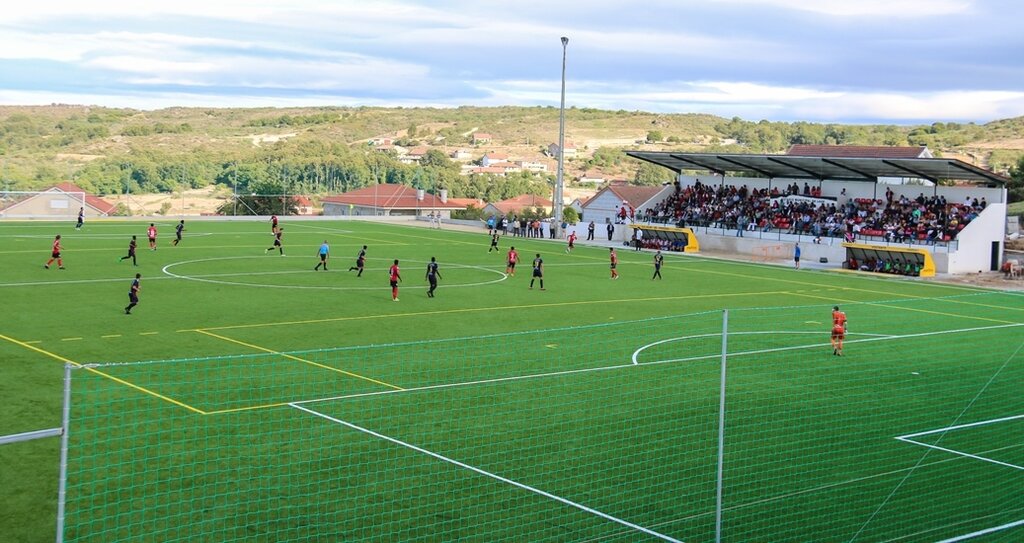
[1,219,1022,542]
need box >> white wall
[946,202,1006,274]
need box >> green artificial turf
[1,219,1022,542]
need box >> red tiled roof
[606,185,664,208]
[51,182,116,214]
[487,194,553,214]
[321,184,464,209]
[786,144,929,159]
[446,197,484,208]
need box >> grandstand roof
[626,151,1008,185]
[786,144,930,159]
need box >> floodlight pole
[554,36,568,239]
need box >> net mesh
[62,293,1024,542]
[0,191,86,219]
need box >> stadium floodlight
[554,36,568,239]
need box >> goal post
[0,191,87,220]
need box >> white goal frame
[0,191,88,220]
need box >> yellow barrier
[630,224,700,252]
[841,242,936,277]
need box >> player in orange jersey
[609,248,619,279]
[831,305,847,356]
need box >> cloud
[0,1,1021,122]
[708,0,973,17]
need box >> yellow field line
[931,297,1024,313]
[193,329,404,391]
[205,401,294,415]
[0,333,207,415]
[790,292,1018,325]
[191,289,792,332]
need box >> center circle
[162,255,508,291]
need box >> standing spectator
[634,227,643,250]
[587,220,595,241]
[794,242,801,269]
[606,221,615,241]
[486,215,496,234]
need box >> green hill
[1,105,1022,202]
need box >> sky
[0,0,1022,123]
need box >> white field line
[933,518,1024,543]
[849,332,1024,543]
[897,413,1024,440]
[630,331,894,365]
[279,222,354,235]
[161,256,508,291]
[294,324,1021,407]
[580,444,1024,543]
[895,436,1024,471]
[289,402,686,543]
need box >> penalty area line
[193,329,403,391]
[934,518,1024,543]
[290,403,685,543]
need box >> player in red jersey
[506,246,519,276]
[565,231,577,253]
[271,215,279,234]
[44,235,65,269]
[125,273,141,314]
[609,248,619,279]
[831,305,847,356]
[389,259,402,301]
[147,223,158,251]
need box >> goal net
[0,191,87,220]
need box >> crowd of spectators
[639,180,986,244]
